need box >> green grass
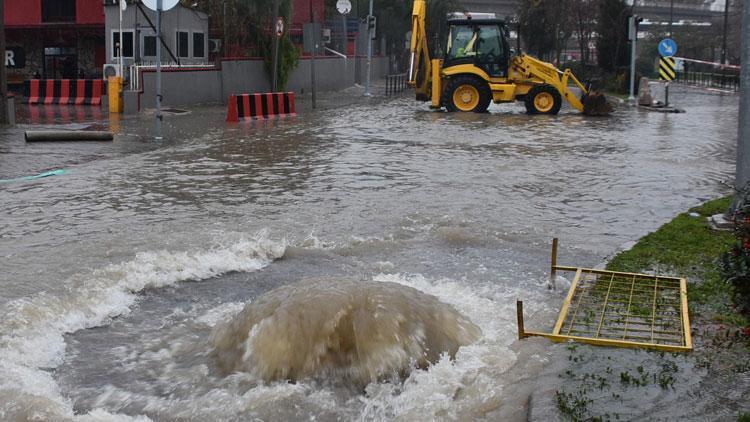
[605,196,747,325]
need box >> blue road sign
[658,38,677,57]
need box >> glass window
[42,0,76,22]
[143,36,157,57]
[446,25,505,63]
[112,32,134,59]
[476,25,504,63]
[446,25,478,60]
[177,31,189,58]
[193,32,205,58]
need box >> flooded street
[0,85,740,420]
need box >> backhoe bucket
[581,81,612,116]
[582,91,612,116]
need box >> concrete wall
[221,60,270,98]
[136,56,390,109]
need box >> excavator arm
[408,0,432,101]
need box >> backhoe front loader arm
[408,0,432,101]
[510,55,587,113]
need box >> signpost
[309,0,317,109]
[365,0,374,96]
[337,0,350,64]
[119,0,127,80]
[142,0,179,140]
[658,38,677,107]
[272,15,284,92]
[271,0,281,92]
[336,0,351,14]
[658,38,677,58]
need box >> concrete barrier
[24,79,105,105]
[226,92,296,122]
[134,56,391,110]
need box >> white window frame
[110,29,135,60]
[191,30,206,59]
[175,29,190,59]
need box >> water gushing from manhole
[211,277,481,386]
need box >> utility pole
[271,0,280,91]
[0,0,7,125]
[309,0,317,109]
[365,0,373,96]
[354,0,359,84]
[736,0,750,192]
[342,9,348,61]
[119,0,124,79]
[721,0,730,65]
[223,0,227,58]
[155,0,163,140]
[669,0,674,38]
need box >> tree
[425,0,462,55]
[570,0,596,65]
[518,0,556,60]
[517,0,573,63]
[191,0,299,89]
[596,0,629,73]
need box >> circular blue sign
[658,38,677,57]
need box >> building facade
[103,1,209,70]
[4,0,105,84]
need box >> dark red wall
[76,0,105,25]
[292,0,326,26]
[5,0,104,26]
[5,0,41,26]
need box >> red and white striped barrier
[24,79,105,105]
[674,57,740,71]
[226,92,296,122]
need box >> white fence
[129,63,217,91]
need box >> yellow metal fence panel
[518,239,692,353]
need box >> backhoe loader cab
[445,19,510,79]
[408,0,611,116]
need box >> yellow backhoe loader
[408,0,610,115]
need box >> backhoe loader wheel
[443,76,491,113]
[525,84,562,115]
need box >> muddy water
[0,85,739,421]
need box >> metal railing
[385,73,408,96]
[129,63,217,91]
[676,71,740,92]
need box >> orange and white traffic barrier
[226,92,296,122]
[25,79,104,105]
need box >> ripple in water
[211,277,481,386]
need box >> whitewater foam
[0,232,285,421]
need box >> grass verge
[606,195,748,327]
[554,197,749,421]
